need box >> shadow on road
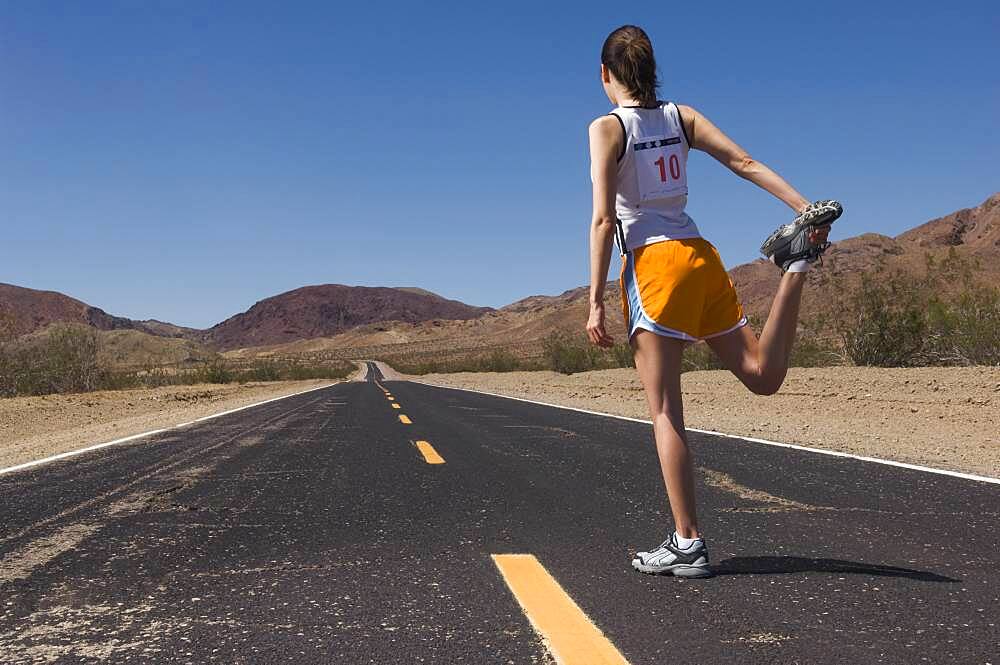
[712,556,959,582]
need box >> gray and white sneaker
[760,199,843,272]
[632,533,712,578]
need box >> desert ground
[401,365,1000,478]
[0,379,338,470]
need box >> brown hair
[601,25,659,106]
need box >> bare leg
[707,225,829,395]
[707,272,805,395]
[631,329,699,539]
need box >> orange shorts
[620,238,747,342]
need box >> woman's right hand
[586,304,615,348]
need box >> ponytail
[601,25,659,106]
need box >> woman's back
[609,101,700,251]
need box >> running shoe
[632,533,713,578]
[760,199,843,272]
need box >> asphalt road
[1,362,997,664]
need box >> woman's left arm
[678,104,809,214]
[586,115,621,348]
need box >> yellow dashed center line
[491,554,631,665]
[398,414,412,424]
[391,403,401,409]
[386,395,394,400]
[414,440,445,464]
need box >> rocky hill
[203,285,493,350]
[0,283,172,339]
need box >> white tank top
[608,101,700,252]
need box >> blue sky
[2,1,998,328]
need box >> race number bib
[634,135,687,202]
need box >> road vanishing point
[1,362,997,663]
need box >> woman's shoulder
[669,101,693,114]
[672,103,700,143]
[588,113,622,135]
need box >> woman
[586,25,840,578]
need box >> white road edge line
[0,382,339,478]
[409,380,1000,486]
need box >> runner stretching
[586,25,841,578]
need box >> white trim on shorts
[699,315,749,340]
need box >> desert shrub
[834,250,1000,367]
[0,324,113,396]
[542,332,604,374]
[388,334,635,376]
[275,361,352,381]
[0,308,15,343]
[0,324,350,398]
[0,310,14,396]
[134,366,182,388]
[44,325,110,393]
[152,360,351,386]
[788,333,843,368]
[837,269,927,367]
[610,340,635,369]
[0,348,15,397]
[386,359,438,375]
[540,331,635,374]
[247,362,282,382]
[680,342,727,372]
[481,349,520,373]
[389,350,540,375]
[922,271,1000,366]
[192,362,234,384]
[99,371,142,391]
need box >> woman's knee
[746,369,786,396]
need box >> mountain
[204,284,493,350]
[896,192,1000,256]
[0,285,217,370]
[221,283,628,367]
[0,281,493,352]
[0,283,203,340]
[0,283,138,338]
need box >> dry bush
[390,349,542,375]
[542,331,633,374]
[831,250,1000,367]
[0,319,351,398]
[0,323,112,396]
[0,308,16,397]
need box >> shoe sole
[631,560,714,578]
[759,200,843,258]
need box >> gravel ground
[406,366,1000,479]
[0,380,336,470]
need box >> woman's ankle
[674,525,700,540]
